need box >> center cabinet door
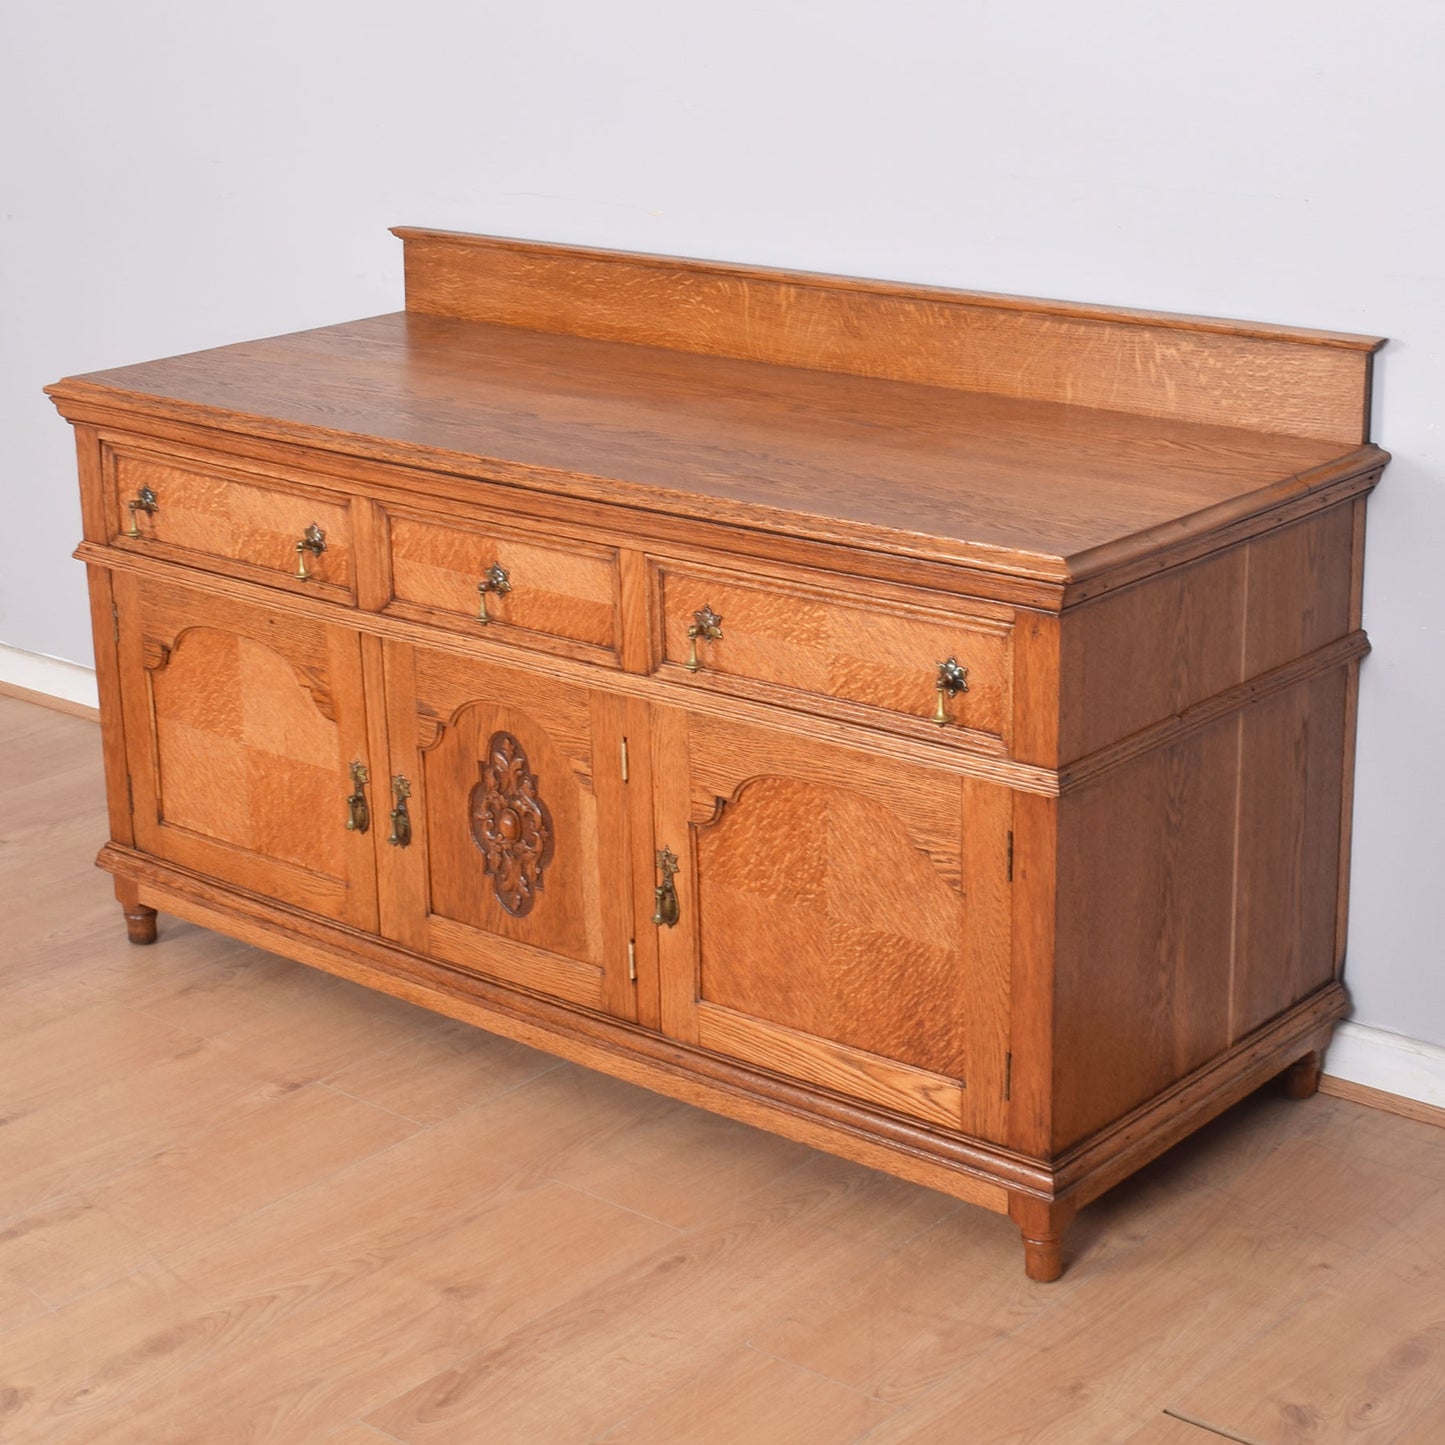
[650,708,1013,1140]
[380,641,639,1021]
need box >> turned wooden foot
[1020,1230,1065,1282]
[115,878,158,945]
[1009,1194,1075,1282]
[123,904,158,945]
[1283,1049,1323,1100]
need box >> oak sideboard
[48,228,1386,1278]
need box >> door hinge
[111,602,120,644]
[620,737,630,783]
[1004,1051,1013,1102]
[1006,830,1014,883]
[627,939,637,983]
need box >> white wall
[3,2,1442,1052]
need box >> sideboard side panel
[1051,719,1241,1152]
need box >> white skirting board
[1324,1021,1445,1112]
[0,643,100,712]
[4,642,1442,1115]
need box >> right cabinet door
[650,708,1013,1138]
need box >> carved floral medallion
[469,731,554,916]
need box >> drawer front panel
[109,446,354,598]
[654,559,1013,748]
[387,510,621,662]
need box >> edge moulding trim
[5,658,1441,1129]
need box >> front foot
[1010,1194,1075,1282]
[1021,1228,1065,1282]
[123,903,158,945]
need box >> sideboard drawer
[653,558,1013,748]
[384,508,622,663]
[107,445,354,601]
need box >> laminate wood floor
[2,692,1442,1444]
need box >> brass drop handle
[388,775,412,848]
[934,657,970,726]
[125,485,159,538]
[685,605,723,672]
[345,761,370,834]
[651,846,680,928]
[294,522,327,580]
[477,563,511,624]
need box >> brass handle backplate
[125,485,159,538]
[685,605,723,673]
[477,563,511,624]
[933,657,970,726]
[388,775,412,848]
[345,760,370,834]
[294,522,327,580]
[651,846,680,927]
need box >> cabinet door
[113,573,379,929]
[380,641,637,1021]
[651,708,1012,1138]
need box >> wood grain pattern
[1171,1205,1445,1442]
[49,313,1384,591]
[1233,670,1349,1039]
[658,717,1012,1138]
[106,442,355,599]
[396,227,1383,442]
[696,1004,967,1131]
[113,572,379,930]
[596,1344,897,1443]
[694,776,974,1079]
[379,639,634,1019]
[1053,719,1241,1150]
[653,556,1012,747]
[385,505,620,658]
[1058,505,1357,765]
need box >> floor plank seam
[1163,1406,1268,1443]
[312,1079,443,1128]
[740,1338,902,1412]
[537,1176,689,1234]
[350,1421,409,1444]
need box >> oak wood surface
[395,227,1383,442]
[380,638,635,1020]
[1053,717,1242,1150]
[2,693,1440,1443]
[46,227,1384,1287]
[385,503,621,659]
[48,312,1385,588]
[106,440,356,602]
[652,555,1013,746]
[112,572,379,931]
[655,714,1012,1137]
[79,535,1067,797]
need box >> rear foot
[1282,1049,1323,1100]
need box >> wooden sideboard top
[48,230,1387,593]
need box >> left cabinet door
[113,573,380,930]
